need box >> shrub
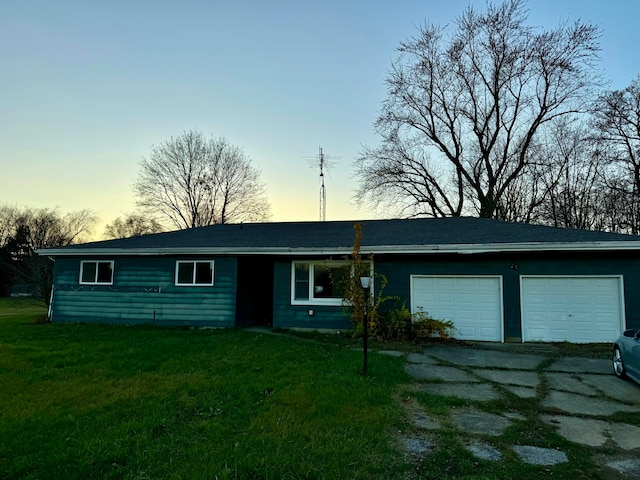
[375,304,455,343]
[412,309,455,341]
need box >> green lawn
[0,299,629,480]
[0,299,408,479]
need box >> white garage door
[411,276,503,341]
[521,276,624,343]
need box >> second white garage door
[411,276,503,341]
[521,276,624,343]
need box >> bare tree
[104,213,164,239]
[592,75,640,233]
[538,120,607,230]
[134,131,271,229]
[355,0,601,219]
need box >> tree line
[355,0,640,234]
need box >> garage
[520,276,624,343]
[411,276,503,341]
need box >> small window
[80,261,114,285]
[175,261,214,286]
[294,263,310,301]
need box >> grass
[1,298,634,479]
[0,299,409,479]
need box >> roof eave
[36,241,640,257]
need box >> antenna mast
[319,146,326,222]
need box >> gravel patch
[512,445,568,465]
[466,442,502,461]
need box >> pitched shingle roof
[39,217,640,256]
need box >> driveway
[390,344,640,476]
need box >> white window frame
[291,260,373,306]
[175,260,215,286]
[79,260,114,285]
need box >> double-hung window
[291,260,372,305]
[80,261,114,285]
[175,261,215,286]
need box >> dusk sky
[1,0,639,238]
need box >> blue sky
[1,0,639,237]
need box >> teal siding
[50,249,640,335]
[376,254,518,337]
[272,260,352,330]
[50,257,237,326]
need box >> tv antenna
[319,147,327,222]
[305,147,339,222]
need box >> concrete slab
[416,383,500,402]
[404,364,478,382]
[512,445,568,466]
[377,350,405,358]
[406,352,439,364]
[607,459,640,477]
[547,357,611,374]
[579,374,640,404]
[472,368,540,387]
[503,411,527,421]
[542,390,640,416]
[451,407,512,436]
[503,385,537,398]
[607,422,640,451]
[541,415,609,447]
[545,372,596,396]
[424,346,545,370]
[466,442,502,461]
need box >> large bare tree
[355,0,601,219]
[134,131,271,229]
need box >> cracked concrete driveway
[393,344,640,476]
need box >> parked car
[613,329,640,385]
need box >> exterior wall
[272,259,352,330]
[50,249,640,335]
[50,256,238,327]
[376,251,640,340]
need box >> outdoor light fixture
[360,276,371,374]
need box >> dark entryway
[235,256,274,327]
